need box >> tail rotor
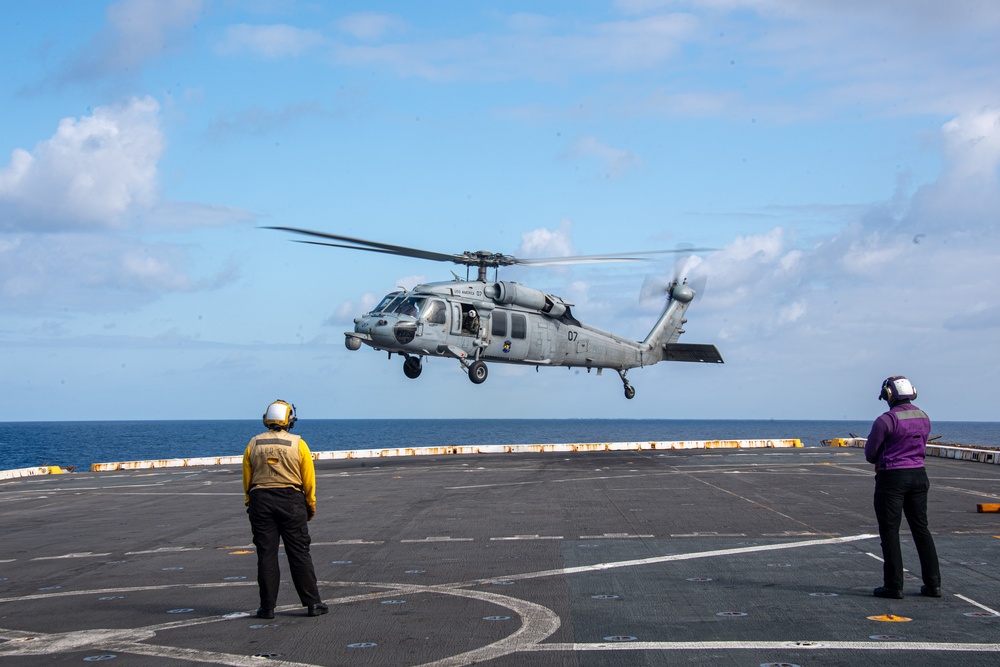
[640,254,707,306]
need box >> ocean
[2,419,998,472]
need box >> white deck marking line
[410,585,561,667]
[447,473,633,490]
[458,533,878,586]
[93,492,244,496]
[126,546,203,554]
[101,641,323,667]
[955,594,1000,616]
[401,537,474,543]
[936,485,1000,500]
[32,552,112,560]
[0,581,255,604]
[528,641,1000,653]
[445,463,878,491]
[0,629,322,667]
[4,533,987,666]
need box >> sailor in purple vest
[864,376,941,599]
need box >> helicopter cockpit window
[373,292,404,314]
[393,296,424,318]
[424,300,446,325]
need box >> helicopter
[268,226,723,399]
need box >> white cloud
[908,108,1000,231]
[0,97,253,233]
[673,109,1000,418]
[50,0,202,86]
[0,97,162,231]
[0,96,251,314]
[332,13,698,82]
[217,23,327,58]
[566,136,643,179]
[0,234,188,305]
[394,274,427,291]
[104,0,202,64]
[517,219,575,258]
[336,13,408,41]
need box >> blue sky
[1,1,998,422]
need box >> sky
[1,0,998,423]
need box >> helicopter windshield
[372,292,404,314]
[392,296,425,318]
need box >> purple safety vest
[869,404,931,470]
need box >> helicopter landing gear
[468,360,488,384]
[403,356,422,379]
[617,369,636,399]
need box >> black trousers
[248,487,322,609]
[873,467,941,590]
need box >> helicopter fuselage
[345,278,720,396]
[265,225,721,398]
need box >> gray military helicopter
[268,226,723,399]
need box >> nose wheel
[403,356,423,379]
[617,369,636,399]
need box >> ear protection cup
[880,380,893,402]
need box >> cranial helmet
[263,400,297,430]
[879,376,917,404]
[468,309,477,317]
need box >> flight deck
[1,445,998,666]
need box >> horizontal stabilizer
[664,343,724,364]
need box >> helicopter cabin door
[483,309,529,361]
[450,303,481,337]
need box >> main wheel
[403,356,422,379]
[468,360,488,384]
[624,385,635,399]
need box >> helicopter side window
[424,300,446,324]
[491,311,507,337]
[511,313,527,340]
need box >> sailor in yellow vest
[242,400,328,619]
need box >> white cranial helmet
[879,376,917,404]
[263,400,297,430]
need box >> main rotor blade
[267,226,716,272]
[516,247,717,267]
[266,226,464,265]
[293,240,416,258]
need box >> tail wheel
[617,369,635,399]
[403,356,422,379]
[468,360,488,384]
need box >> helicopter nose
[369,318,397,346]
